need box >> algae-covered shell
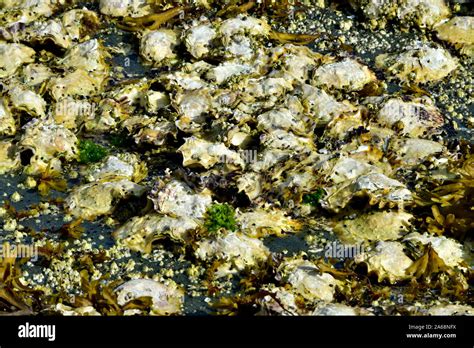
[322,173,412,212]
[115,279,184,315]
[48,69,105,100]
[388,138,444,166]
[236,209,301,238]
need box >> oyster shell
[48,69,105,100]
[84,154,147,183]
[0,42,35,78]
[115,279,184,315]
[427,304,474,316]
[99,0,152,18]
[113,214,197,252]
[375,43,458,83]
[236,209,301,238]
[312,303,373,316]
[334,211,413,243]
[8,83,46,117]
[150,180,212,219]
[355,241,413,283]
[436,16,474,57]
[65,179,146,220]
[60,39,109,73]
[403,232,468,269]
[54,304,100,316]
[0,141,20,174]
[277,259,341,302]
[140,29,179,66]
[19,119,78,174]
[52,97,95,130]
[195,232,270,278]
[375,97,444,138]
[0,97,16,136]
[178,137,245,170]
[388,138,444,166]
[322,173,413,212]
[312,58,376,91]
[184,22,217,59]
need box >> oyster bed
[0,0,473,316]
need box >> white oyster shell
[278,259,341,302]
[334,211,413,243]
[185,23,217,59]
[115,279,184,315]
[178,137,245,170]
[312,303,373,316]
[19,120,78,174]
[140,30,179,66]
[150,180,212,219]
[8,84,46,117]
[113,214,197,252]
[427,304,474,316]
[313,58,376,91]
[376,44,458,83]
[0,97,16,136]
[0,141,20,174]
[355,241,413,283]
[195,232,270,278]
[65,179,146,220]
[84,154,146,183]
[376,97,444,138]
[99,0,152,18]
[403,232,468,269]
[0,43,35,78]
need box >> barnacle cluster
[0,0,472,316]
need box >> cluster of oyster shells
[0,0,472,316]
